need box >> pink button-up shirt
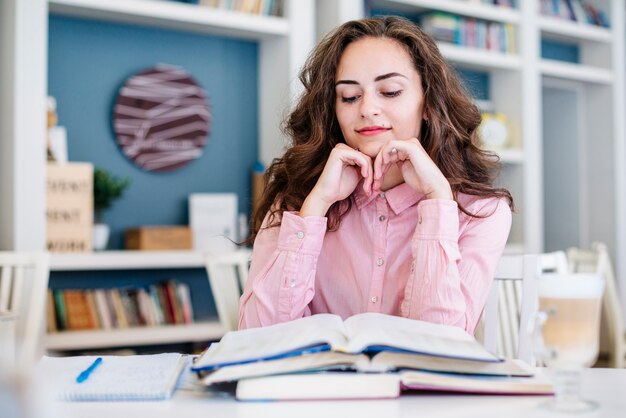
[239,182,511,334]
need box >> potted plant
[93,167,131,251]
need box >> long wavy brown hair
[251,16,513,241]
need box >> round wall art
[113,64,211,172]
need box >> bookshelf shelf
[538,15,612,43]
[49,0,290,40]
[539,59,613,84]
[369,0,521,24]
[50,250,207,271]
[45,321,225,350]
[437,43,521,71]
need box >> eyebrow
[335,72,407,86]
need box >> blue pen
[76,357,102,383]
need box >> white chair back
[482,254,540,364]
[204,249,251,333]
[0,251,50,368]
[539,250,569,274]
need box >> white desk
[50,368,625,418]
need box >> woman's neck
[380,165,405,191]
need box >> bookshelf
[50,250,207,271]
[46,321,224,351]
[47,250,220,351]
[0,0,313,350]
[316,0,626,311]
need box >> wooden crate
[125,226,192,250]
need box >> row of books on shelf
[421,12,516,54]
[539,0,610,27]
[198,0,282,17]
[47,280,195,333]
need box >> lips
[356,126,391,135]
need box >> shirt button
[418,216,422,225]
[378,215,386,222]
[296,231,304,239]
[371,296,378,303]
[376,258,384,266]
[379,192,385,199]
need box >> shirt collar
[353,181,424,215]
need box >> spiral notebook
[38,353,186,401]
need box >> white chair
[204,249,251,333]
[480,251,569,364]
[482,254,540,364]
[567,243,625,368]
[0,251,50,368]
[538,250,569,274]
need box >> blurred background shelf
[45,321,224,350]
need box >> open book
[201,350,533,385]
[193,313,554,400]
[192,312,499,372]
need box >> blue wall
[48,16,259,250]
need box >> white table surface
[48,368,626,418]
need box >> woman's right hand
[300,144,372,217]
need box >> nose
[359,92,381,118]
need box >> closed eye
[382,90,402,98]
[341,95,360,103]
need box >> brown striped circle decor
[113,64,211,172]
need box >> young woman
[239,16,513,334]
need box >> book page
[343,313,498,362]
[370,352,534,376]
[37,353,185,401]
[202,351,367,384]
[399,369,554,395]
[193,314,348,370]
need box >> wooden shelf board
[538,16,612,44]
[45,321,224,350]
[438,43,521,71]
[49,0,290,40]
[50,250,207,271]
[540,60,613,84]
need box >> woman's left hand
[373,138,453,200]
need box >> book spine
[177,282,194,324]
[166,280,184,324]
[54,290,68,331]
[110,288,129,328]
[94,289,113,330]
[46,288,58,333]
[85,290,101,329]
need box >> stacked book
[47,280,194,332]
[539,0,610,27]
[420,12,517,54]
[191,313,554,401]
[199,0,282,17]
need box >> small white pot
[93,223,110,251]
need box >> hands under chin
[300,140,452,217]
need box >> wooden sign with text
[47,163,93,252]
